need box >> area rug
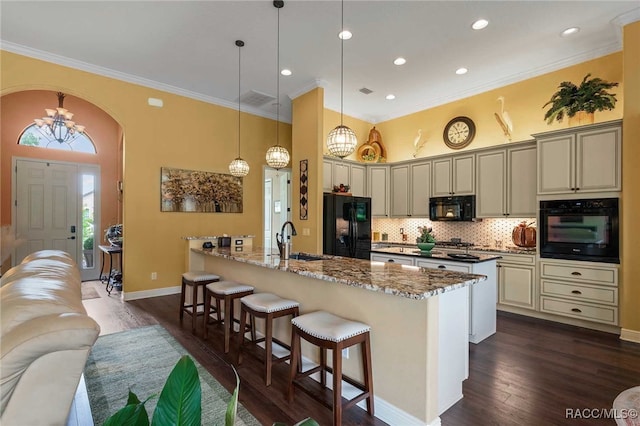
[84,325,260,426]
[81,283,101,300]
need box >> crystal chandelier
[229,40,250,177]
[34,92,86,144]
[326,0,357,158]
[265,0,290,171]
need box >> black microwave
[429,195,476,221]
[539,198,619,263]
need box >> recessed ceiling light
[456,67,468,75]
[472,19,489,30]
[393,57,406,66]
[281,69,292,76]
[385,94,396,100]
[561,27,580,37]
[338,30,352,40]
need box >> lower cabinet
[496,254,537,310]
[539,259,619,325]
[370,253,414,266]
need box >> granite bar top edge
[192,247,487,300]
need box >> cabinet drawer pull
[571,290,582,295]
[387,259,395,263]
[438,265,446,269]
[571,271,582,276]
[571,308,582,313]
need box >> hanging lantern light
[229,40,250,177]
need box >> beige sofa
[1,250,100,426]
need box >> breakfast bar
[191,246,488,425]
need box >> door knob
[68,236,76,240]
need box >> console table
[99,245,122,294]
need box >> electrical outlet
[303,228,311,236]
[151,272,157,280]
[342,348,349,359]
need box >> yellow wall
[291,88,324,254]
[621,21,640,334]
[0,51,291,293]
[375,53,623,161]
[323,107,375,162]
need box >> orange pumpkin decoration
[512,221,536,248]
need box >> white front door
[14,158,100,281]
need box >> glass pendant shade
[229,157,250,177]
[327,125,357,158]
[265,145,290,170]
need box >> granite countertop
[373,241,536,255]
[193,246,486,300]
[371,246,501,263]
[183,235,255,240]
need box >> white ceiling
[1,1,639,124]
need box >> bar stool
[237,293,300,386]
[203,281,254,353]
[288,311,374,426]
[180,271,220,333]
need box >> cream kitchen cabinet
[322,158,366,196]
[539,259,619,325]
[390,161,431,217]
[476,144,536,218]
[432,155,474,197]
[535,121,621,195]
[495,253,537,310]
[367,165,389,217]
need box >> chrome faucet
[276,221,297,258]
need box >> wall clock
[443,116,476,149]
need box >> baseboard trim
[123,285,181,301]
[497,305,621,334]
[620,328,640,344]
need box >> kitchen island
[191,246,488,425]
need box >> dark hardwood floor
[82,282,640,425]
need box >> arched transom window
[18,124,97,153]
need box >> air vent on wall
[359,87,373,95]
[239,90,276,107]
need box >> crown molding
[612,7,640,27]
[1,41,291,124]
[287,79,328,101]
[375,41,622,124]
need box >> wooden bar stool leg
[203,289,211,339]
[224,296,233,353]
[238,306,248,365]
[179,279,186,322]
[288,327,300,402]
[191,282,199,333]
[320,347,327,387]
[265,312,274,386]
[333,343,343,426]
[363,334,374,415]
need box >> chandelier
[326,0,357,158]
[34,92,86,144]
[265,0,290,171]
[229,40,250,177]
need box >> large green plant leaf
[102,391,150,426]
[225,366,240,426]
[273,418,320,426]
[151,355,202,426]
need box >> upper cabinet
[368,165,390,217]
[476,144,536,218]
[432,154,475,197]
[536,121,621,195]
[322,158,366,196]
[390,161,431,217]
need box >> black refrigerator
[323,193,372,260]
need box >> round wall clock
[443,116,476,149]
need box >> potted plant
[543,73,618,125]
[416,226,436,253]
[82,235,94,267]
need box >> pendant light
[229,40,250,177]
[326,0,357,158]
[265,0,291,171]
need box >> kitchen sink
[289,253,324,261]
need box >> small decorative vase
[417,242,435,253]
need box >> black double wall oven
[539,198,619,264]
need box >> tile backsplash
[373,217,536,248]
